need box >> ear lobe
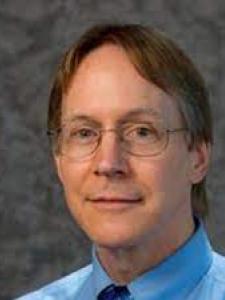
[189,142,211,184]
[54,155,64,184]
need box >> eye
[124,124,160,142]
[77,128,95,137]
[135,127,152,137]
[67,127,98,144]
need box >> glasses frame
[47,124,189,160]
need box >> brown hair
[48,23,213,218]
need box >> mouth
[86,196,143,211]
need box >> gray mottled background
[0,1,225,299]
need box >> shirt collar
[92,220,213,300]
[92,247,114,297]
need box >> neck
[96,214,195,285]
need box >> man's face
[55,44,203,249]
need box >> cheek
[136,153,189,201]
[58,160,91,206]
[59,161,95,233]
[135,156,170,186]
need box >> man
[17,23,225,299]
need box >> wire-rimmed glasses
[47,121,188,160]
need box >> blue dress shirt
[16,222,225,300]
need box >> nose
[93,130,130,178]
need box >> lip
[86,196,143,211]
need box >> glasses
[47,121,188,160]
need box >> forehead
[62,44,182,126]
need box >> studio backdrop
[0,1,224,299]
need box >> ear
[188,141,211,184]
[54,154,64,184]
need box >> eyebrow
[63,115,102,127]
[63,107,163,127]
[118,108,163,124]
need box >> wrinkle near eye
[62,114,102,129]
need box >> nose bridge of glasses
[99,128,123,142]
[94,128,130,177]
[96,127,125,156]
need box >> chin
[94,239,136,250]
[88,228,142,250]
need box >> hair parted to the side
[48,23,213,219]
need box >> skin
[55,44,210,284]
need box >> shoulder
[210,251,225,284]
[15,264,93,300]
[198,251,225,297]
